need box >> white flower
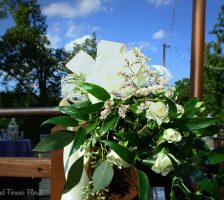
[176,104,184,118]
[145,102,169,125]
[151,65,172,82]
[163,128,182,143]
[151,151,180,176]
[107,150,131,169]
[65,40,150,102]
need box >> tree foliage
[0,0,67,106]
[175,5,224,121]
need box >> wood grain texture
[0,157,51,178]
[51,125,66,200]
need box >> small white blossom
[151,151,180,176]
[118,105,130,118]
[107,150,131,169]
[100,109,111,120]
[145,102,169,125]
[163,128,182,143]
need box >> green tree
[0,0,67,106]
[69,32,97,60]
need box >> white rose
[151,152,180,176]
[163,128,182,143]
[107,150,131,169]
[145,102,169,125]
[176,104,184,118]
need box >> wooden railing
[0,107,65,200]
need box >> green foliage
[0,0,67,106]
[62,156,84,194]
[137,170,150,200]
[92,160,114,192]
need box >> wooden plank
[51,125,66,200]
[0,157,51,178]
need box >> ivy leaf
[102,140,135,165]
[33,131,75,152]
[62,156,84,194]
[92,160,114,192]
[69,127,87,156]
[41,116,78,127]
[137,170,150,200]
[79,82,110,101]
[101,115,120,136]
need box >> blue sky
[1,0,223,85]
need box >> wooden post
[190,0,206,100]
[51,126,66,200]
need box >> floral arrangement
[35,40,224,200]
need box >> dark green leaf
[207,147,224,165]
[58,106,89,121]
[41,116,78,127]
[71,100,90,109]
[69,128,87,156]
[101,115,120,136]
[183,98,198,117]
[79,82,110,101]
[102,141,134,165]
[62,156,84,194]
[165,96,177,118]
[77,102,104,113]
[177,117,217,131]
[137,170,150,200]
[196,125,220,137]
[33,131,75,152]
[92,160,114,192]
[116,132,141,146]
[140,158,156,167]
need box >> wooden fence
[0,108,65,200]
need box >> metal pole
[162,43,170,67]
[190,0,206,100]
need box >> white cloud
[146,0,173,7]
[65,23,99,38]
[152,30,165,39]
[64,34,92,51]
[43,0,111,18]
[47,34,61,48]
[127,41,158,53]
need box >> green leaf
[175,117,217,131]
[62,156,84,194]
[34,131,75,152]
[137,170,150,200]
[101,115,120,136]
[58,106,89,121]
[41,116,78,127]
[92,160,114,192]
[71,100,90,109]
[69,127,87,156]
[140,158,156,167]
[196,125,220,137]
[207,147,224,165]
[183,98,198,117]
[165,96,177,118]
[79,82,110,101]
[102,140,134,165]
[116,132,141,146]
[77,102,104,113]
